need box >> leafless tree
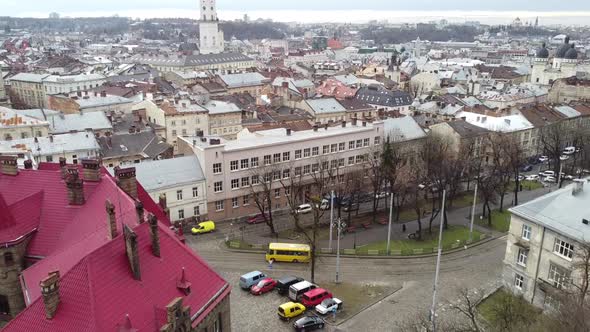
[247,165,280,235]
[446,288,485,332]
[365,144,387,223]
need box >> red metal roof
[4,222,229,332]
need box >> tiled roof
[4,221,229,332]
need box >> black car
[293,315,324,331]
[276,275,304,295]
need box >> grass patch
[476,210,511,232]
[356,225,482,255]
[394,191,475,223]
[319,282,396,322]
[477,288,542,328]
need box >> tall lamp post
[430,190,446,332]
[335,217,342,284]
[469,183,478,243]
[386,192,394,255]
[329,190,334,250]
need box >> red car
[247,213,269,224]
[250,277,277,295]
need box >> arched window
[4,252,14,266]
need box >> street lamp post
[430,190,446,332]
[469,183,478,243]
[386,192,394,255]
[335,217,342,284]
[329,190,334,251]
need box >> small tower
[199,0,224,54]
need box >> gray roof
[75,95,134,109]
[131,156,205,191]
[554,105,581,118]
[445,120,490,138]
[383,116,427,142]
[510,180,590,243]
[131,52,253,67]
[98,131,171,159]
[204,100,242,115]
[306,98,346,114]
[0,131,100,157]
[355,86,412,107]
[9,73,50,83]
[16,109,61,120]
[48,112,113,134]
[219,72,268,88]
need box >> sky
[4,0,590,25]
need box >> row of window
[170,119,202,126]
[520,223,574,260]
[175,187,200,201]
[219,137,380,174]
[514,263,570,291]
[177,206,201,219]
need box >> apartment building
[177,120,384,221]
[0,107,50,141]
[205,100,243,140]
[217,72,270,96]
[503,179,590,309]
[124,156,207,222]
[9,73,49,108]
[42,73,106,96]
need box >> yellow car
[278,302,306,320]
[191,221,215,234]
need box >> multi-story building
[0,131,100,164]
[0,73,7,106]
[548,76,590,104]
[355,85,413,116]
[42,73,106,97]
[199,0,224,54]
[177,120,384,221]
[0,107,50,141]
[429,119,490,158]
[129,52,255,74]
[301,98,347,124]
[217,72,269,96]
[132,156,208,222]
[205,100,243,140]
[48,91,135,114]
[8,73,50,108]
[503,179,590,309]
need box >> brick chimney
[115,167,138,199]
[24,159,33,169]
[0,155,18,176]
[81,159,101,182]
[65,165,85,205]
[40,271,60,319]
[123,224,141,280]
[135,200,145,224]
[105,200,118,239]
[147,214,160,257]
[59,157,67,179]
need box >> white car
[525,175,539,181]
[541,170,555,177]
[563,147,576,155]
[544,176,557,183]
[560,155,570,161]
[296,204,312,214]
[538,156,549,163]
[315,297,343,315]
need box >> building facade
[178,121,384,221]
[503,180,590,309]
[0,107,50,141]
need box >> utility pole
[386,191,394,255]
[335,217,341,284]
[557,162,564,188]
[469,183,478,243]
[430,190,446,332]
[329,190,334,251]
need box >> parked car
[301,288,333,307]
[319,199,330,210]
[563,146,576,155]
[239,271,266,290]
[542,170,555,177]
[538,156,549,163]
[375,192,388,199]
[191,221,215,234]
[564,175,575,180]
[517,175,525,182]
[544,176,557,183]
[521,165,533,172]
[293,315,325,331]
[525,175,540,181]
[250,277,277,295]
[296,204,313,214]
[560,155,570,161]
[247,213,269,224]
[278,302,306,320]
[276,276,305,295]
[343,204,359,212]
[315,297,343,315]
[289,281,317,302]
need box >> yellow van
[278,302,306,320]
[191,221,215,234]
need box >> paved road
[187,232,508,331]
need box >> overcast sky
[4,0,590,24]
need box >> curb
[220,235,504,259]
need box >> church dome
[536,43,549,58]
[556,36,571,58]
[565,44,578,59]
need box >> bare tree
[365,144,387,223]
[446,288,485,332]
[247,165,279,235]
